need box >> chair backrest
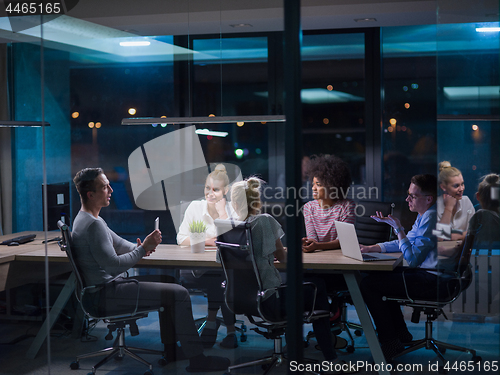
[57,220,101,317]
[355,201,395,245]
[57,220,85,300]
[445,230,475,298]
[214,219,263,318]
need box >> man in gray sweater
[71,167,229,372]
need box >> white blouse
[436,195,475,234]
[176,199,235,245]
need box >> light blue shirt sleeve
[378,206,437,268]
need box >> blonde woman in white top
[437,161,475,241]
[177,164,234,246]
[176,164,238,349]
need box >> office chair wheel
[354,329,363,336]
[70,361,80,370]
[158,357,167,366]
[240,333,247,342]
[472,355,482,363]
[143,370,154,375]
[346,345,355,353]
[303,339,309,348]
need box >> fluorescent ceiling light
[119,41,151,47]
[0,15,194,61]
[0,121,50,127]
[300,88,364,104]
[256,88,364,104]
[443,86,500,100]
[354,18,377,22]
[122,115,285,125]
[230,23,253,28]
[195,129,228,137]
[476,27,500,32]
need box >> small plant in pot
[189,220,207,253]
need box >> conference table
[1,233,403,375]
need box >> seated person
[470,173,500,248]
[359,174,438,361]
[71,168,229,372]
[301,154,355,332]
[436,161,475,241]
[302,154,356,252]
[177,164,238,349]
[230,177,356,374]
[439,173,500,263]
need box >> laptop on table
[335,220,401,262]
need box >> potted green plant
[189,220,207,253]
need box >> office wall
[12,43,71,232]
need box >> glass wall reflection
[0,0,498,372]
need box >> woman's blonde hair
[207,164,230,187]
[231,177,263,220]
[477,173,500,212]
[438,161,462,185]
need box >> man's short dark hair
[73,168,104,203]
[411,174,437,204]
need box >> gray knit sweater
[72,210,146,288]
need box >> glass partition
[381,24,438,227]
[435,0,500,364]
[37,1,290,372]
[302,31,367,185]
[1,0,499,373]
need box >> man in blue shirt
[360,174,438,361]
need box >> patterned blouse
[303,199,356,242]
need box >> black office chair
[214,219,330,375]
[386,231,481,374]
[57,221,165,375]
[355,201,395,245]
[305,201,395,352]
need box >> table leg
[343,272,390,375]
[25,273,76,359]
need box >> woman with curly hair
[302,154,356,252]
[230,177,356,373]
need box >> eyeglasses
[406,191,431,201]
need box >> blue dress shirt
[378,204,438,269]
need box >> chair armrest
[382,267,463,304]
[81,278,141,318]
[257,282,327,323]
[255,285,288,325]
[302,281,321,321]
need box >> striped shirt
[303,199,356,242]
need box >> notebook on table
[335,221,400,262]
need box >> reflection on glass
[301,32,366,185]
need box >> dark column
[284,0,304,369]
